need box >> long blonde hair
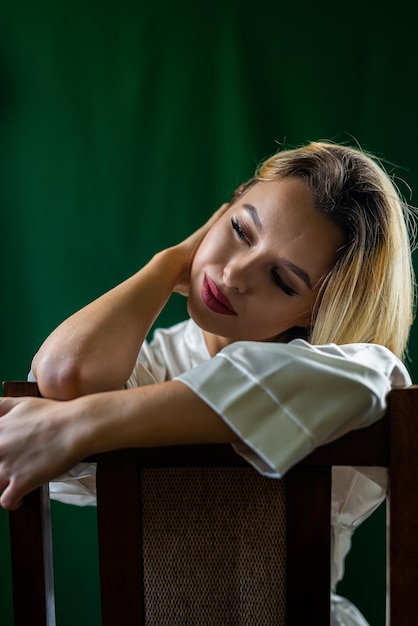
[236,141,415,358]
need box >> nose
[223,256,255,293]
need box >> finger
[0,475,9,494]
[0,397,21,417]
[229,178,256,205]
[0,481,24,511]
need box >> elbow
[33,355,88,400]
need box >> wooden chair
[3,381,418,625]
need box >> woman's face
[188,177,345,355]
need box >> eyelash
[231,217,297,297]
[271,270,297,296]
[231,216,249,243]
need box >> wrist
[151,246,190,295]
[148,247,184,283]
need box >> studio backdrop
[1,1,417,624]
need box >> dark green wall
[1,1,417,624]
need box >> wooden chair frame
[3,381,418,625]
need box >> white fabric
[47,319,412,625]
[330,594,372,626]
[178,336,407,478]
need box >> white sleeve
[175,340,412,478]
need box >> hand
[172,203,230,296]
[0,396,83,509]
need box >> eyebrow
[282,260,312,291]
[243,202,313,290]
[243,203,263,232]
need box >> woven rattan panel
[141,466,286,625]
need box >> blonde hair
[238,141,416,358]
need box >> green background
[1,1,417,624]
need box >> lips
[201,275,237,315]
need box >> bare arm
[1,205,233,508]
[32,204,229,400]
[0,380,238,510]
[32,249,183,399]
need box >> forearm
[32,204,231,400]
[0,382,237,510]
[77,381,238,455]
[32,248,184,400]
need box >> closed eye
[231,217,250,244]
[271,269,298,296]
[232,216,299,296]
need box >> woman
[0,141,414,624]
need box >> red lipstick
[201,276,237,315]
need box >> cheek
[193,227,227,267]
[190,235,216,286]
[291,296,315,326]
[265,296,314,331]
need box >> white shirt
[49,319,412,625]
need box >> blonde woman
[0,141,414,625]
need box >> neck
[202,330,232,356]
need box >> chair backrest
[3,381,418,625]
